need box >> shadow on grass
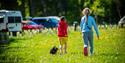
[0,38,16,55]
[0,37,28,63]
[0,37,29,53]
[0,54,24,63]
[99,53,125,57]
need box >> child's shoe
[84,47,88,56]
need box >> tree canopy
[0,0,125,24]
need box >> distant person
[102,21,107,29]
[110,23,113,29]
[58,16,68,54]
[73,21,78,31]
[80,8,99,56]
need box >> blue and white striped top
[80,16,99,36]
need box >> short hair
[60,16,65,21]
[82,7,91,15]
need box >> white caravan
[0,10,22,34]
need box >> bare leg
[64,42,67,54]
[59,38,63,54]
[60,45,63,55]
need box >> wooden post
[0,31,9,44]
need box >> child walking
[58,16,68,54]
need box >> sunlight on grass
[0,27,125,63]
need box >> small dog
[50,46,58,54]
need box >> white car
[118,16,125,27]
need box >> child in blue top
[80,8,99,56]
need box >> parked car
[22,21,43,30]
[31,16,60,28]
[118,16,125,28]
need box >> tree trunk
[115,0,121,19]
[29,0,35,16]
[21,0,26,17]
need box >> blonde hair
[82,7,91,15]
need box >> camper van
[0,10,22,36]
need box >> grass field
[0,27,125,63]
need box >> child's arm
[80,18,84,31]
[64,22,68,36]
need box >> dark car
[31,16,60,28]
[22,21,43,30]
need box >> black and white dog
[50,46,58,54]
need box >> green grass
[0,27,125,63]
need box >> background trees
[0,0,125,24]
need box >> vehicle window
[39,19,47,22]
[33,19,47,24]
[0,18,4,23]
[15,17,21,23]
[8,17,14,23]
[50,18,58,23]
[50,18,57,21]
[8,16,21,23]
[28,22,37,25]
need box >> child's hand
[65,35,68,37]
[97,35,99,40]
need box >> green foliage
[17,0,22,6]
[0,0,124,24]
[91,0,105,17]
